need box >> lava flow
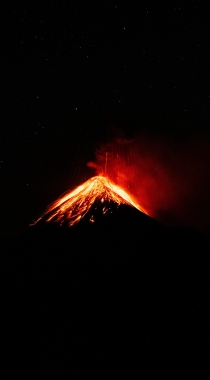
[31,176,147,227]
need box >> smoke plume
[87,132,210,234]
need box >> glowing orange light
[31,176,147,227]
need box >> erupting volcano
[31,176,147,227]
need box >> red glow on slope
[31,176,146,227]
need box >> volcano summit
[31,175,147,227]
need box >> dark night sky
[1,1,210,239]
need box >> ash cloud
[87,132,210,234]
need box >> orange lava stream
[31,176,147,227]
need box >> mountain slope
[31,175,147,227]
[2,179,210,378]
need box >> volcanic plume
[31,175,146,227]
[87,133,210,233]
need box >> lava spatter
[31,176,147,227]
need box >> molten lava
[31,176,146,227]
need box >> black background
[1,1,210,239]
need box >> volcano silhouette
[32,175,147,228]
[2,176,210,378]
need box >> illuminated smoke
[87,133,210,233]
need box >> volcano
[2,176,210,378]
[31,175,147,227]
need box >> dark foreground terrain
[2,205,210,378]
